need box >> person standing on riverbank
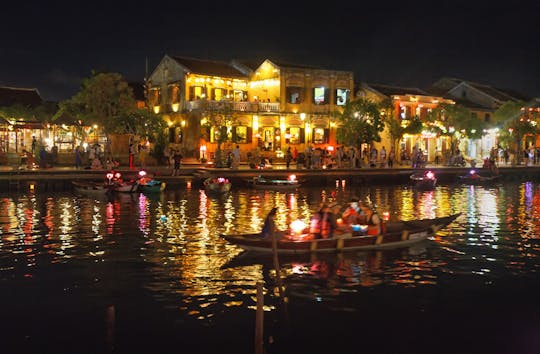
[75,146,82,169]
[172,150,183,176]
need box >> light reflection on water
[1,181,540,353]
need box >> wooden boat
[248,174,301,190]
[139,178,166,193]
[72,180,111,195]
[220,213,461,254]
[204,177,232,194]
[458,170,500,184]
[112,180,140,193]
[410,170,437,190]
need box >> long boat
[248,174,301,191]
[220,213,461,254]
[72,180,111,195]
[457,170,500,185]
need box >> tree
[336,98,385,148]
[200,100,237,167]
[494,100,539,164]
[425,103,476,152]
[55,71,165,139]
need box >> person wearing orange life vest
[341,198,367,226]
[361,205,384,235]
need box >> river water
[1,179,539,354]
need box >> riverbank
[2,159,539,192]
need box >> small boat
[112,180,140,193]
[139,178,166,193]
[204,177,232,194]
[72,180,111,195]
[105,171,139,193]
[458,170,500,184]
[410,170,437,190]
[248,174,301,190]
[220,213,460,254]
[137,170,166,193]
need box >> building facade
[356,83,454,163]
[145,55,354,161]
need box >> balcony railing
[186,100,280,113]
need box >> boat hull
[458,175,499,184]
[72,181,111,195]
[221,213,460,254]
[203,177,232,193]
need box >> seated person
[341,198,367,226]
[261,207,284,241]
[310,203,339,239]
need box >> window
[313,128,328,144]
[233,90,248,102]
[168,85,181,104]
[148,88,161,106]
[313,87,329,105]
[169,127,182,143]
[212,88,227,101]
[335,89,349,106]
[189,86,206,100]
[484,113,491,123]
[234,126,251,144]
[286,127,302,144]
[286,87,305,104]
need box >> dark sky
[2,0,538,102]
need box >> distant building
[356,82,454,163]
[0,86,45,154]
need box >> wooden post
[105,305,115,353]
[255,281,264,354]
[271,231,284,298]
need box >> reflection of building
[356,83,454,163]
[146,55,354,159]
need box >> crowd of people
[260,198,383,241]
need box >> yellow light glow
[300,113,306,121]
[252,115,259,131]
[153,106,160,114]
[172,103,179,112]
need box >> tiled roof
[0,86,43,107]
[432,77,531,103]
[364,83,429,97]
[269,60,323,70]
[170,56,248,78]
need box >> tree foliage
[494,100,539,159]
[54,71,165,139]
[200,100,237,167]
[336,98,385,147]
[0,102,56,122]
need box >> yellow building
[145,55,354,161]
[356,83,454,163]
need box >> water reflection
[1,182,540,323]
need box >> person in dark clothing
[172,151,183,176]
[261,207,284,240]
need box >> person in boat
[363,206,383,235]
[341,198,367,225]
[309,203,338,239]
[261,207,284,241]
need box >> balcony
[186,100,280,113]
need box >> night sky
[2,0,538,102]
